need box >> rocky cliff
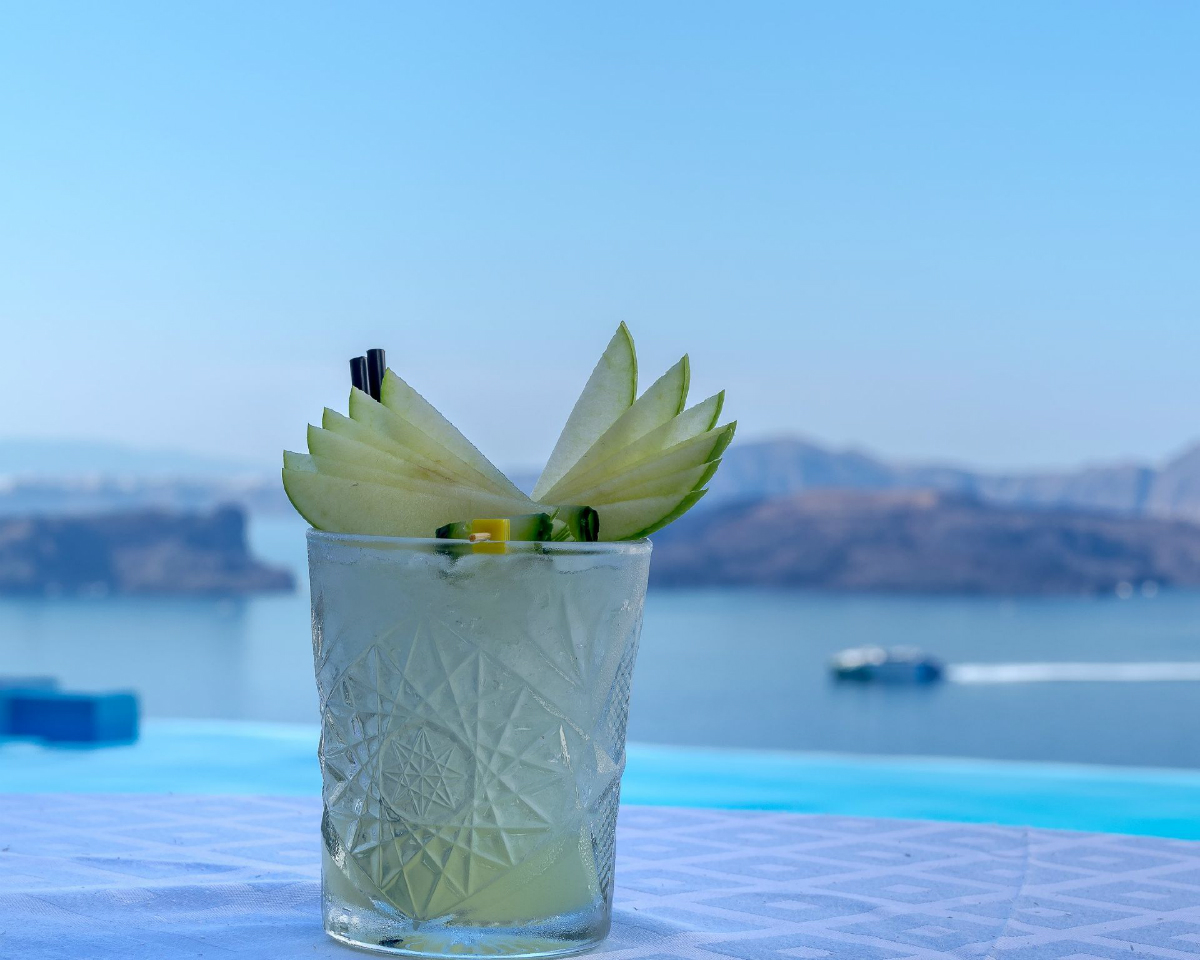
[650,489,1200,594]
[0,506,294,596]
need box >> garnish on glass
[283,325,735,541]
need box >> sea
[2,515,1199,770]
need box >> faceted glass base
[324,888,609,958]
[321,846,611,958]
[325,929,606,959]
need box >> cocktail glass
[308,531,652,958]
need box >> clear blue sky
[2,2,1197,472]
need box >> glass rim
[306,527,652,555]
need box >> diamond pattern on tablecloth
[4,796,1200,959]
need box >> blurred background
[3,2,1200,829]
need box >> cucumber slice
[533,324,637,501]
[548,505,600,542]
[543,356,690,502]
[436,513,554,541]
[435,508,599,543]
[380,371,526,499]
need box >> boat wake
[946,662,1200,683]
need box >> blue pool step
[0,677,59,693]
[0,679,139,744]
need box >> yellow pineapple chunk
[470,517,510,553]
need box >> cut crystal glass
[308,532,652,957]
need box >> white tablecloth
[3,794,1200,959]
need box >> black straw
[366,348,386,401]
[350,356,369,393]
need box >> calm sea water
[2,516,1199,769]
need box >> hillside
[649,490,1200,594]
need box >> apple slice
[542,356,690,502]
[321,407,445,471]
[629,488,709,538]
[288,451,532,518]
[554,421,735,503]
[282,467,538,537]
[554,392,724,497]
[307,425,461,486]
[349,387,522,498]
[593,489,709,541]
[380,371,526,499]
[290,450,535,520]
[321,407,535,508]
[533,324,637,501]
[579,461,719,504]
[283,450,316,472]
[286,450,434,489]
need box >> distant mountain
[9,434,1200,524]
[0,438,291,516]
[0,438,258,478]
[1144,445,1200,517]
[705,437,1200,519]
[0,475,289,517]
[508,436,1200,520]
[650,489,1200,595]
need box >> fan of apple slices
[282,324,735,540]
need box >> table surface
[3,795,1200,960]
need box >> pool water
[4,720,1200,841]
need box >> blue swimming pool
[3,719,1200,840]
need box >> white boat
[830,646,943,684]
